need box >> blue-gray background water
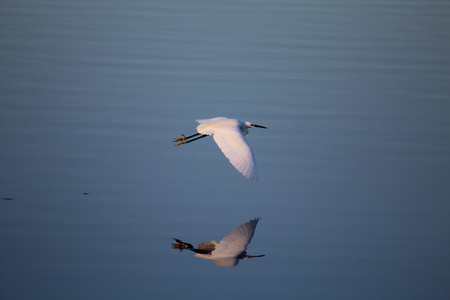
[1,0,449,299]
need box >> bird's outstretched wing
[197,118,258,180]
[196,117,229,125]
[212,218,261,260]
[214,128,258,180]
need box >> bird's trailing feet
[173,133,207,146]
[173,134,187,146]
[172,238,194,252]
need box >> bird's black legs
[173,133,208,146]
[182,134,208,144]
[182,133,201,140]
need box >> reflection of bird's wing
[211,218,261,261]
[212,258,240,267]
[197,119,258,180]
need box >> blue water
[1,0,449,299]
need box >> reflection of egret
[172,218,264,267]
[173,117,267,181]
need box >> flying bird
[173,117,267,181]
[172,217,264,267]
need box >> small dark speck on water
[83,193,90,195]
[3,197,13,200]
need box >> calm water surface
[1,0,449,299]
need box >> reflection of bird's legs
[172,238,194,252]
[173,133,208,146]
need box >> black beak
[252,124,267,129]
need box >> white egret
[173,117,267,181]
[172,217,264,267]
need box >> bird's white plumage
[194,217,261,266]
[196,117,259,181]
